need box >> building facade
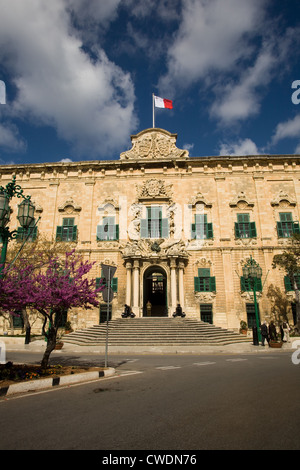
[1,127,299,334]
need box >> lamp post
[0,176,36,277]
[242,256,262,345]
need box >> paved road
[1,350,299,450]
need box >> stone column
[178,261,185,309]
[133,260,140,316]
[170,259,177,313]
[125,261,132,307]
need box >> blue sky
[0,0,300,165]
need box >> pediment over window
[58,198,82,213]
[271,190,296,207]
[229,191,254,209]
[189,192,212,208]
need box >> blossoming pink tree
[0,250,102,368]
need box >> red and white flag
[154,95,173,109]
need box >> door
[143,266,167,317]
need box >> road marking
[117,370,143,376]
[258,357,276,360]
[156,366,181,370]
[193,362,216,366]
[226,358,248,362]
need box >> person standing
[282,321,291,342]
[269,321,277,341]
[260,321,270,346]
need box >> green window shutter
[209,276,216,292]
[96,278,101,289]
[115,224,119,240]
[140,218,148,238]
[161,218,169,238]
[277,222,284,237]
[194,277,200,292]
[31,226,37,241]
[191,223,196,239]
[206,222,213,239]
[16,227,24,240]
[250,222,257,238]
[284,275,292,291]
[56,226,63,241]
[293,222,300,234]
[72,225,77,241]
[256,278,262,292]
[111,278,118,292]
[235,222,240,238]
[241,276,247,292]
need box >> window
[235,213,257,238]
[96,276,118,293]
[97,217,119,241]
[200,304,213,324]
[56,218,77,242]
[284,274,300,291]
[246,303,260,329]
[194,268,216,292]
[191,214,213,239]
[12,311,24,329]
[16,221,37,242]
[277,213,300,238]
[140,206,169,238]
[240,276,262,292]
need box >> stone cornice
[0,153,300,179]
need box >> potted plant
[54,341,64,350]
[240,320,248,335]
[64,321,73,334]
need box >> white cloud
[0,122,27,153]
[219,138,259,156]
[159,0,265,93]
[271,115,300,144]
[158,0,300,127]
[0,0,137,158]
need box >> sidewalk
[2,336,296,355]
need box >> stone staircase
[62,317,252,347]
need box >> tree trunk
[41,326,57,369]
[21,308,31,344]
[295,287,300,333]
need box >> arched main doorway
[143,266,168,317]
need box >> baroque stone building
[1,127,299,334]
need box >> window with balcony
[140,206,169,239]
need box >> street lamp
[0,176,36,276]
[242,256,262,345]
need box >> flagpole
[152,93,155,128]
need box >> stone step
[62,317,251,346]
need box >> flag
[154,95,173,109]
